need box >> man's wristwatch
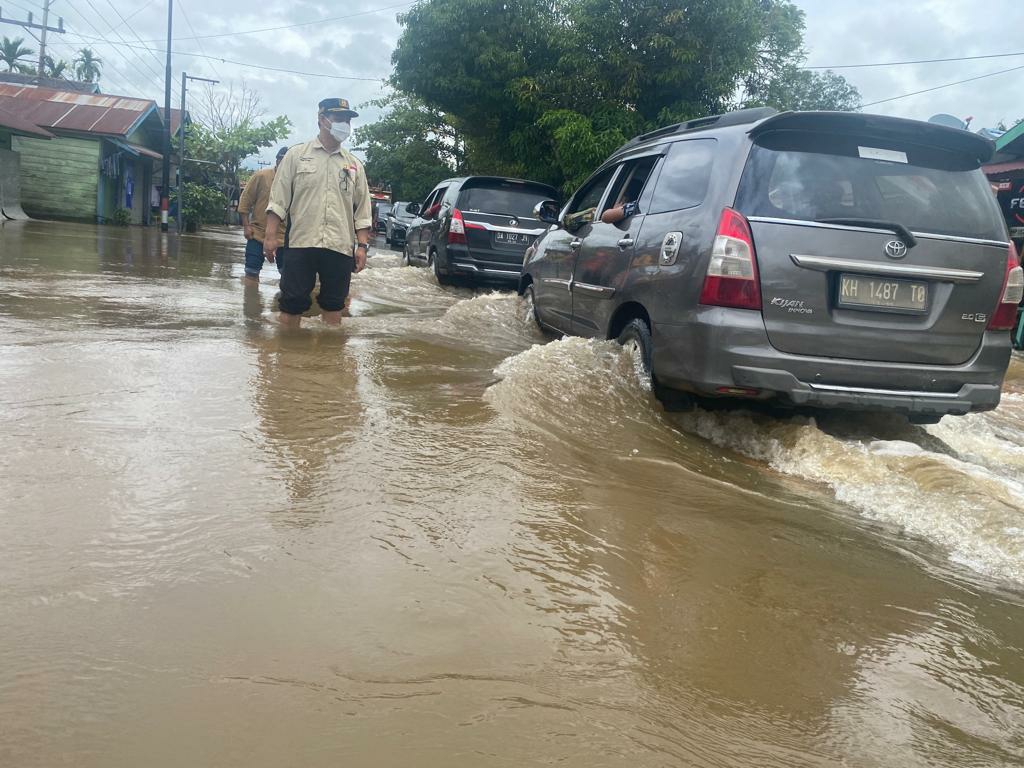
[356,243,368,252]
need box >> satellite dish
[928,113,967,130]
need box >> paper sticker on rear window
[858,146,908,164]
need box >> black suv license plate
[494,231,531,246]
[837,273,928,312]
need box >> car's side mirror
[406,203,421,215]
[533,199,560,225]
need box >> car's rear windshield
[457,180,558,219]
[735,131,1006,241]
[377,204,393,216]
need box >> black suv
[522,108,1021,422]
[403,176,559,285]
[385,201,416,248]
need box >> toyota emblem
[509,218,519,227]
[884,240,908,259]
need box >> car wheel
[523,283,543,331]
[431,251,454,286]
[617,318,691,410]
[617,319,653,388]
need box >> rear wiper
[816,218,917,248]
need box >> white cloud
[46,0,1023,168]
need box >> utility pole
[36,0,51,76]
[160,0,173,232]
[0,5,65,74]
[177,71,217,234]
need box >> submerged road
[1,220,1023,767]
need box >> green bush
[110,207,132,226]
[173,183,227,230]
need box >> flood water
[2,220,1023,767]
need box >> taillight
[987,241,1024,331]
[699,208,761,310]
[448,208,466,244]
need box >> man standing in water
[238,145,289,282]
[263,98,372,326]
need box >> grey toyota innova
[521,108,1023,422]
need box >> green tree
[0,36,34,72]
[391,0,859,192]
[43,55,71,79]
[184,83,292,200]
[746,66,860,112]
[74,48,102,82]
[353,94,465,201]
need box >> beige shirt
[237,167,276,242]
[266,138,372,255]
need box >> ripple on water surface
[488,338,1024,587]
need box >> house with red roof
[0,78,186,224]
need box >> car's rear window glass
[648,139,716,213]
[735,131,1006,240]
[457,182,558,219]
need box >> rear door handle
[569,239,583,250]
[617,237,634,249]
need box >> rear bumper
[652,307,1011,416]
[444,244,523,284]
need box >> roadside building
[0,79,186,225]
[982,123,1024,246]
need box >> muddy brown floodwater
[1,220,1023,767]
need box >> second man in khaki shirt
[238,145,289,281]
[264,97,372,326]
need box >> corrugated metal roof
[982,159,1024,176]
[0,83,159,137]
[0,104,54,138]
[158,107,188,137]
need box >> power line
[108,0,159,33]
[73,1,416,44]
[89,40,386,81]
[57,1,167,97]
[100,0,165,71]
[75,0,166,85]
[806,50,1024,70]
[177,0,221,81]
[862,63,1024,108]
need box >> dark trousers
[279,247,354,315]
[244,238,286,276]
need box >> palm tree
[74,48,102,83]
[44,55,70,79]
[0,36,34,72]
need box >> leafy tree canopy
[74,48,102,83]
[184,83,292,198]
[0,36,34,73]
[353,94,465,201]
[386,0,860,193]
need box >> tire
[431,250,454,286]
[617,318,691,411]
[617,319,653,383]
[523,283,543,331]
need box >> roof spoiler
[612,107,779,157]
[748,111,996,165]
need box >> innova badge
[884,239,908,259]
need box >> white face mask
[328,120,351,143]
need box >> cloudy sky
[7,0,1023,166]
